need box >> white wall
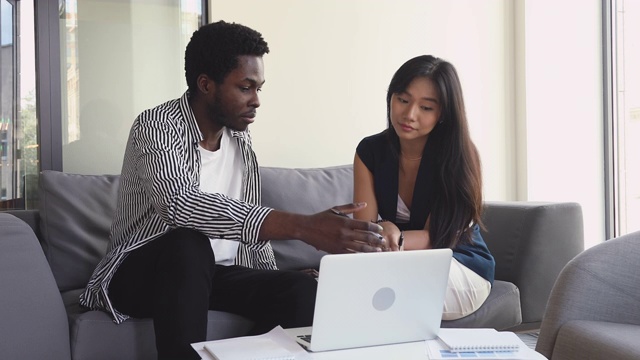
[210,0,516,201]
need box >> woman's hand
[378,221,403,251]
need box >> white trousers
[442,258,492,320]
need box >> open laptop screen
[297,248,452,352]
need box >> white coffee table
[192,327,548,360]
[283,327,548,360]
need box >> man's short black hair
[184,20,269,93]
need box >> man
[80,21,384,359]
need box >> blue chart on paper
[438,349,520,358]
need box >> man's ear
[196,74,213,95]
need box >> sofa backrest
[33,166,352,288]
[38,170,120,292]
[260,165,354,270]
[30,166,351,291]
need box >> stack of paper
[204,337,293,360]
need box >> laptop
[294,248,452,352]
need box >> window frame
[35,0,63,173]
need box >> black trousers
[108,228,318,360]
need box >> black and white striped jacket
[80,92,276,324]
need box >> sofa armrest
[481,201,584,328]
[549,320,640,360]
[4,209,40,237]
[0,213,71,359]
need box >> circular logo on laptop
[372,287,395,311]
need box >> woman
[353,55,495,320]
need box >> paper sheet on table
[191,326,312,360]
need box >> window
[0,0,206,210]
[60,0,205,175]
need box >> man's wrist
[260,210,308,241]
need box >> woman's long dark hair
[386,55,483,248]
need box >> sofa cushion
[441,280,522,330]
[68,310,253,360]
[38,170,120,291]
[260,165,354,270]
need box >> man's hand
[259,202,386,253]
[300,203,386,254]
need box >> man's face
[207,55,265,132]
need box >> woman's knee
[442,259,492,320]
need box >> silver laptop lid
[308,248,452,352]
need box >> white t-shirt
[396,194,411,223]
[198,127,244,265]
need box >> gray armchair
[536,230,640,360]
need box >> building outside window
[0,0,37,210]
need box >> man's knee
[160,227,214,264]
[282,271,317,327]
[281,271,318,305]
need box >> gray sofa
[1,165,584,360]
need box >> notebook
[437,328,522,352]
[295,248,453,352]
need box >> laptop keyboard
[297,334,312,343]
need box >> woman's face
[390,77,441,142]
